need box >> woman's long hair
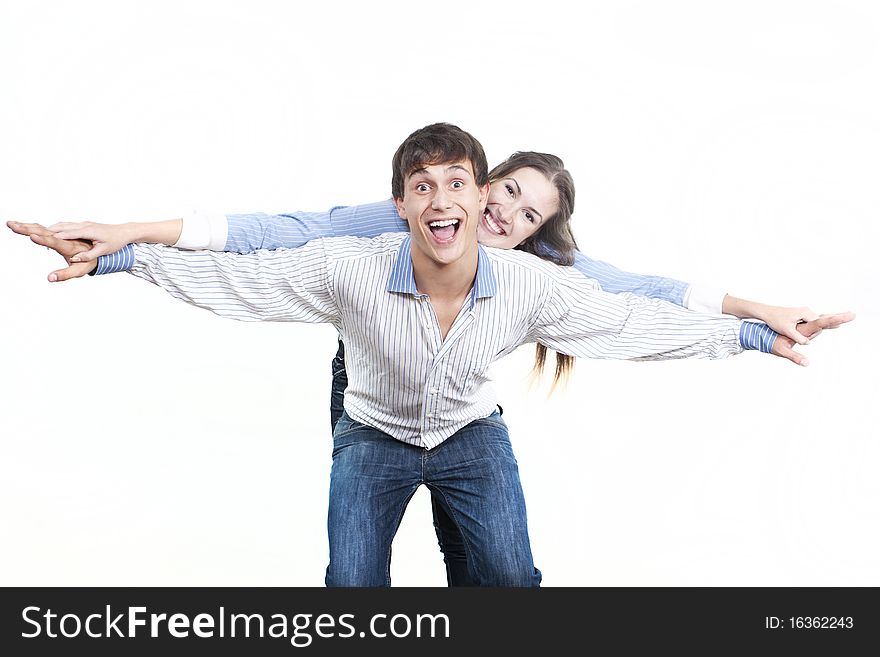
[488,152,577,386]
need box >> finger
[799,307,820,322]
[49,261,96,282]
[68,246,104,262]
[814,312,856,330]
[7,221,53,237]
[775,342,810,367]
[53,229,95,241]
[788,309,820,344]
[796,312,853,337]
[29,232,53,246]
[29,232,67,250]
[47,221,88,232]
[782,325,809,345]
[29,232,94,261]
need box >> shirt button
[426,412,434,419]
[431,387,439,394]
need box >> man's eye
[451,181,464,189]
[416,183,430,192]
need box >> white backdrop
[1,0,877,586]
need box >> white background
[1,0,876,586]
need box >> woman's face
[477,167,560,249]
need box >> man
[8,123,853,586]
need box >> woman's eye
[525,211,535,223]
[505,184,514,195]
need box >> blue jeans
[326,410,542,587]
[330,339,473,586]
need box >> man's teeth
[483,210,505,235]
[429,219,459,227]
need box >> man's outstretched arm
[10,221,341,325]
[527,261,854,367]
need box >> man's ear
[478,183,490,209]
[393,196,407,219]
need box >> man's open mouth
[482,209,506,236]
[428,218,460,243]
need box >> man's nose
[431,188,453,210]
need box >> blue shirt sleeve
[571,251,690,306]
[93,244,135,275]
[739,321,779,352]
[224,199,407,252]
[95,199,408,274]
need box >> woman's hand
[722,295,820,345]
[45,218,183,261]
[755,304,821,344]
[45,221,140,261]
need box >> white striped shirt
[128,233,759,449]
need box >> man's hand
[770,312,856,366]
[7,221,98,281]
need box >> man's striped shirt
[128,233,775,449]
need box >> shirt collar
[387,235,497,308]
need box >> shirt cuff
[174,212,228,251]
[739,321,779,353]
[94,245,135,275]
[683,284,726,314]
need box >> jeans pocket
[474,410,507,430]
[332,413,374,451]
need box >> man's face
[394,160,489,268]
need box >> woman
[28,151,818,585]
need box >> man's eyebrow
[507,177,545,222]
[409,164,472,180]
